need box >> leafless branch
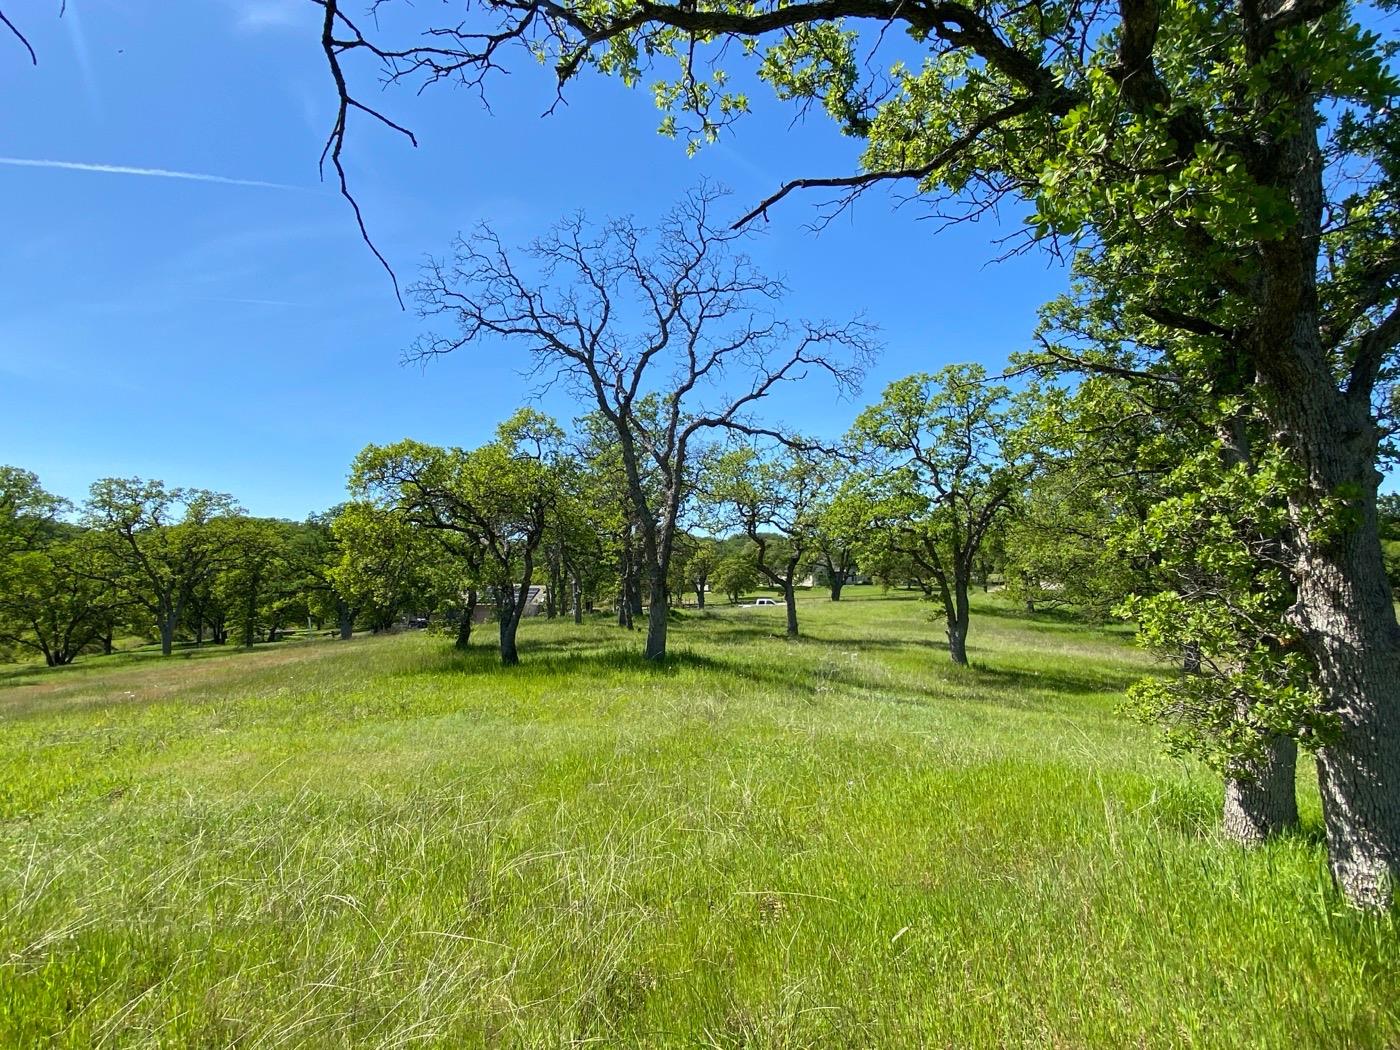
[731,95,1044,228]
[1,6,35,64]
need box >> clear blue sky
[0,0,1067,520]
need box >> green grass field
[1,590,1395,1047]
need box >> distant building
[471,584,549,623]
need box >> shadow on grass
[430,625,1135,708]
[975,602,1138,641]
[972,663,1143,698]
[427,642,836,701]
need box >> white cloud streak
[0,157,300,190]
[190,296,308,308]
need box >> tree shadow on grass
[425,628,1137,712]
[971,663,1143,699]
[0,663,50,687]
[419,640,836,700]
[975,602,1137,641]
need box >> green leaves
[1112,436,1333,767]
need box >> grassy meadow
[0,589,1396,1047]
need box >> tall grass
[1,590,1395,1047]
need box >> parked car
[747,597,781,607]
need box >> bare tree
[408,186,875,660]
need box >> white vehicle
[748,597,781,607]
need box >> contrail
[191,296,307,308]
[0,156,299,189]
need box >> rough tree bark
[1246,81,1399,907]
[930,567,972,666]
[644,566,669,661]
[1223,735,1300,845]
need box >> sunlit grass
[1,589,1395,1047]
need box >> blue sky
[0,0,1067,519]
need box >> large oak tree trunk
[1295,505,1400,908]
[947,621,968,666]
[1258,254,1400,907]
[498,613,520,665]
[644,568,668,661]
[1223,734,1300,845]
[1225,74,1400,906]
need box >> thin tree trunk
[783,582,798,638]
[947,583,970,665]
[496,585,521,665]
[1183,641,1202,674]
[1223,734,1300,844]
[572,574,583,624]
[455,590,478,650]
[498,564,534,666]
